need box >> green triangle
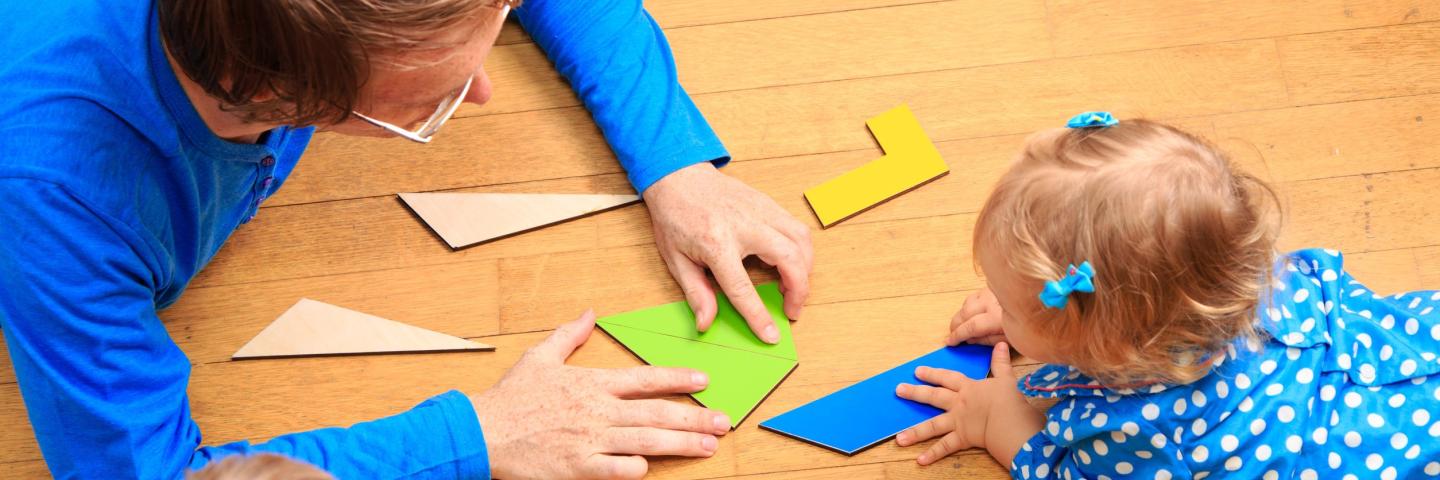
[599,323,797,428]
[596,282,796,360]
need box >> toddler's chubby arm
[947,287,1008,346]
[892,343,1044,466]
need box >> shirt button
[260,156,276,167]
[261,177,275,189]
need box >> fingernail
[917,453,931,464]
[896,384,909,395]
[702,435,718,452]
[693,372,709,386]
[896,432,910,445]
[764,325,779,344]
[713,415,731,432]
[916,366,929,376]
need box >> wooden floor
[5,0,1440,477]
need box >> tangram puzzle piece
[399,192,640,249]
[233,298,494,360]
[760,345,991,455]
[803,104,948,227]
[597,283,797,428]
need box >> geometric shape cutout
[232,298,494,360]
[399,192,641,249]
[803,104,949,228]
[597,283,798,428]
[597,283,795,361]
[760,345,991,455]
[600,324,796,428]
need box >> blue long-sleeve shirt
[0,0,728,478]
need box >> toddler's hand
[894,343,1040,466]
[947,287,1006,346]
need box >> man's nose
[463,68,493,106]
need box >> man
[0,0,813,478]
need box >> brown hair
[186,453,334,480]
[159,0,521,126]
[975,119,1280,385]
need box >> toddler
[894,112,1440,479]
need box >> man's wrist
[642,161,718,201]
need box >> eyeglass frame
[349,4,510,144]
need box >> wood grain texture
[273,40,1287,206]
[1048,0,1439,57]
[1415,247,1440,288]
[467,1,1052,118]
[1280,22,1440,104]
[6,3,1440,479]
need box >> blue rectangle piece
[759,345,993,455]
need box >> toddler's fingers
[959,293,986,321]
[947,317,1001,346]
[916,431,971,465]
[915,366,976,391]
[990,342,1015,379]
[896,383,955,408]
[896,415,952,446]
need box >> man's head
[159,0,519,135]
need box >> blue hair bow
[1039,261,1096,309]
[1066,112,1118,129]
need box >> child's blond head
[976,118,1279,385]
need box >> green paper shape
[597,283,799,428]
[597,282,796,360]
[600,323,797,428]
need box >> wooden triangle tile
[232,298,494,360]
[399,192,641,249]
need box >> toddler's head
[975,116,1279,385]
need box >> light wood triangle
[399,192,641,249]
[232,298,494,360]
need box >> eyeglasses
[350,4,510,144]
[352,75,472,144]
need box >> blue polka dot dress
[1010,249,1440,480]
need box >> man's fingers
[895,383,955,408]
[605,366,709,398]
[773,218,815,279]
[753,228,810,321]
[915,366,976,391]
[527,309,597,363]
[991,342,1015,380]
[603,427,719,458]
[895,415,953,446]
[581,454,648,480]
[663,253,718,331]
[917,431,971,465]
[707,257,778,344]
[614,399,731,435]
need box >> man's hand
[894,343,1042,466]
[472,311,732,480]
[947,287,1007,346]
[643,163,813,344]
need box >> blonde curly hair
[975,118,1281,385]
